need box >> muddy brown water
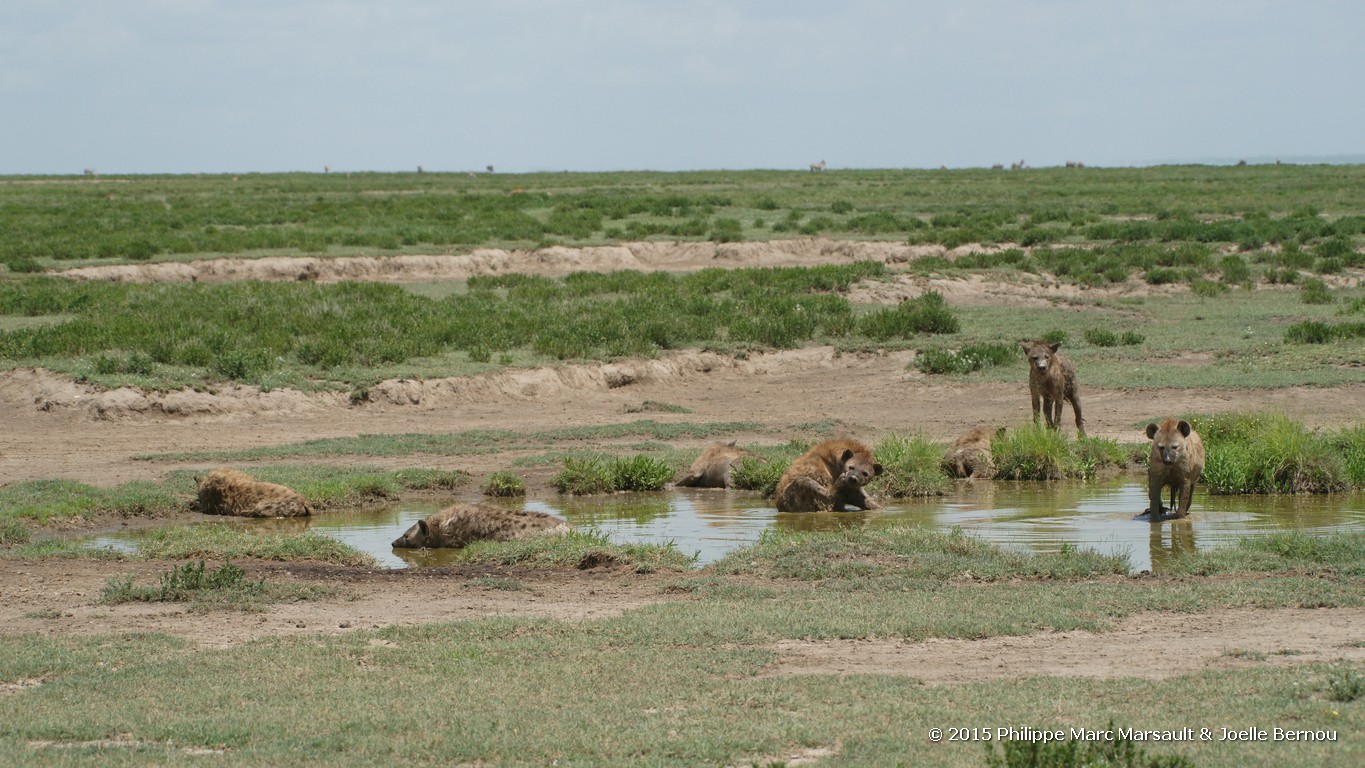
[86,480,1365,573]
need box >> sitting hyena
[1020,340,1085,437]
[1143,419,1205,520]
[193,468,314,518]
[773,438,883,512]
[674,441,763,488]
[942,426,1004,479]
[391,503,573,549]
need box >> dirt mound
[55,239,952,284]
[847,272,1190,307]
[0,367,343,421]
[0,349,849,421]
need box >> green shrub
[1041,329,1068,345]
[551,456,613,495]
[858,290,959,339]
[1285,320,1333,344]
[914,342,1015,375]
[1190,278,1228,297]
[992,425,1124,481]
[1300,277,1333,304]
[1083,328,1119,347]
[708,217,744,243]
[1191,412,1353,494]
[608,454,674,492]
[1120,330,1145,345]
[481,471,526,497]
[1219,254,1251,283]
[871,434,949,497]
[829,199,854,214]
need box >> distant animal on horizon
[1020,340,1085,437]
[674,441,762,489]
[192,468,314,518]
[391,503,572,549]
[1142,419,1205,520]
[486,164,495,173]
[774,438,883,512]
[809,159,827,172]
[991,163,1004,170]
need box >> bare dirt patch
[766,607,1365,684]
[0,558,667,648]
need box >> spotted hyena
[391,503,573,549]
[1143,419,1205,520]
[773,438,883,512]
[1020,340,1085,437]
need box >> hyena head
[1146,419,1194,466]
[391,518,432,549]
[836,449,884,488]
[1020,340,1061,373]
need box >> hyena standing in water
[1020,340,1085,438]
[1143,418,1205,519]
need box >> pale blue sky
[3,1,1361,174]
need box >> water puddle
[87,480,1365,573]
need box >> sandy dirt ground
[4,244,1364,683]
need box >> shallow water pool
[91,479,1365,573]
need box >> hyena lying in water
[1020,340,1085,438]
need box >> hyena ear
[417,519,430,536]
[1048,342,1061,353]
[840,449,854,463]
[725,440,737,447]
[873,462,884,476]
[1146,423,1159,440]
[1019,340,1031,352]
[1177,420,1193,437]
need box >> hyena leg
[1046,397,1061,430]
[1031,391,1042,425]
[1176,481,1195,518]
[836,486,880,511]
[1070,395,1086,438]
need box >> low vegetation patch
[99,559,337,612]
[1191,412,1363,494]
[452,529,695,573]
[985,721,1193,768]
[712,525,1130,582]
[858,290,960,340]
[480,470,526,497]
[1159,530,1365,577]
[870,433,950,497]
[99,523,375,566]
[551,454,675,494]
[991,425,1127,481]
[913,341,1015,375]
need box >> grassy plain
[3,166,1364,766]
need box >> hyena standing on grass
[1020,340,1085,438]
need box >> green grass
[9,522,374,565]
[991,424,1127,481]
[450,529,695,573]
[1189,412,1364,494]
[99,559,339,612]
[1161,530,1365,577]
[4,526,1365,766]
[479,470,526,497]
[870,433,951,497]
[712,525,1131,581]
[0,263,891,388]
[551,453,675,494]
